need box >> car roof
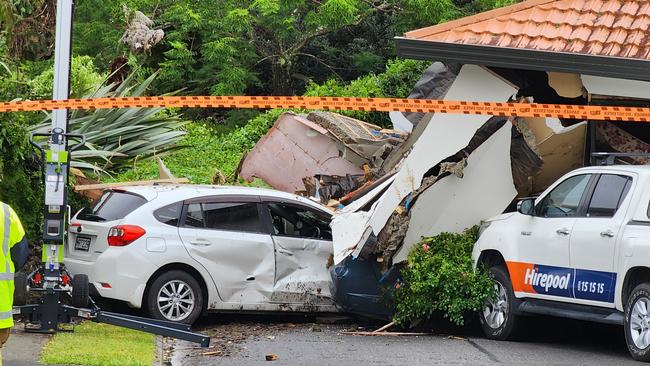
[117,184,329,212]
[570,165,650,175]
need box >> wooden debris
[447,335,467,341]
[372,321,395,333]
[266,353,279,361]
[340,331,431,336]
[201,350,224,356]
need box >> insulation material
[270,236,336,306]
[331,175,396,264]
[546,72,584,98]
[346,65,517,260]
[396,122,517,262]
[519,117,587,193]
[582,75,650,99]
[238,113,364,193]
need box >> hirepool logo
[524,267,571,293]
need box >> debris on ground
[266,353,279,361]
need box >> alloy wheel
[157,280,195,322]
[630,297,650,349]
[483,280,508,329]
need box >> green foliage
[29,56,106,99]
[32,72,186,173]
[112,109,282,184]
[393,227,496,326]
[305,59,430,126]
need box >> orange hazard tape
[1,96,650,122]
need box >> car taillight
[107,225,146,246]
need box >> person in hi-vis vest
[0,202,29,366]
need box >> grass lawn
[40,322,155,366]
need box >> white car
[473,165,650,361]
[65,185,338,324]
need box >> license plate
[74,236,91,251]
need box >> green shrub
[393,227,495,326]
[304,58,429,127]
[111,109,282,184]
[29,56,105,99]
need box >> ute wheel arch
[143,263,209,313]
[622,267,650,306]
[478,250,507,274]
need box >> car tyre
[13,271,28,306]
[624,283,650,361]
[479,266,522,340]
[71,274,90,308]
[147,270,203,324]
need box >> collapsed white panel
[331,175,396,264]
[582,75,650,99]
[394,122,517,263]
[363,65,518,247]
[389,111,414,133]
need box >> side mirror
[517,198,536,216]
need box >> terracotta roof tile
[404,0,650,60]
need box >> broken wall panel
[347,65,517,262]
[331,175,396,264]
[519,117,587,193]
[396,121,517,262]
[238,113,364,193]
[582,75,650,99]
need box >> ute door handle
[600,230,615,238]
[189,239,212,246]
[556,228,570,236]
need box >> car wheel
[147,270,203,324]
[71,274,90,308]
[13,272,28,306]
[479,266,522,340]
[625,283,650,361]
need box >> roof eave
[396,37,650,82]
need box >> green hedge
[394,227,496,326]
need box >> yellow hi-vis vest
[0,203,25,329]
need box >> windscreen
[77,190,147,222]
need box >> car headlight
[478,220,492,237]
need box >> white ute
[472,165,650,361]
[65,185,338,324]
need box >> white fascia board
[582,75,650,99]
[394,122,517,263]
[365,65,518,242]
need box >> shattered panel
[354,65,517,259]
[238,113,364,192]
[270,236,336,307]
[331,175,397,264]
[582,75,650,99]
[396,122,517,263]
[519,118,587,193]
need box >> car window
[184,203,205,228]
[266,203,332,240]
[154,202,182,226]
[587,174,632,217]
[203,202,262,233]
[77,190,147,222]
[537,174,591,218]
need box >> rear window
[77,190,147,222]
[154,202,182,226]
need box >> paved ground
[170,314,638,366]
[3,327,49,366]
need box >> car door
[569,173,632,305]
[262,200,335,306]
[510,173,593,300]
[178,196,276,304]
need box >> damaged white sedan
[65,185,339,324]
